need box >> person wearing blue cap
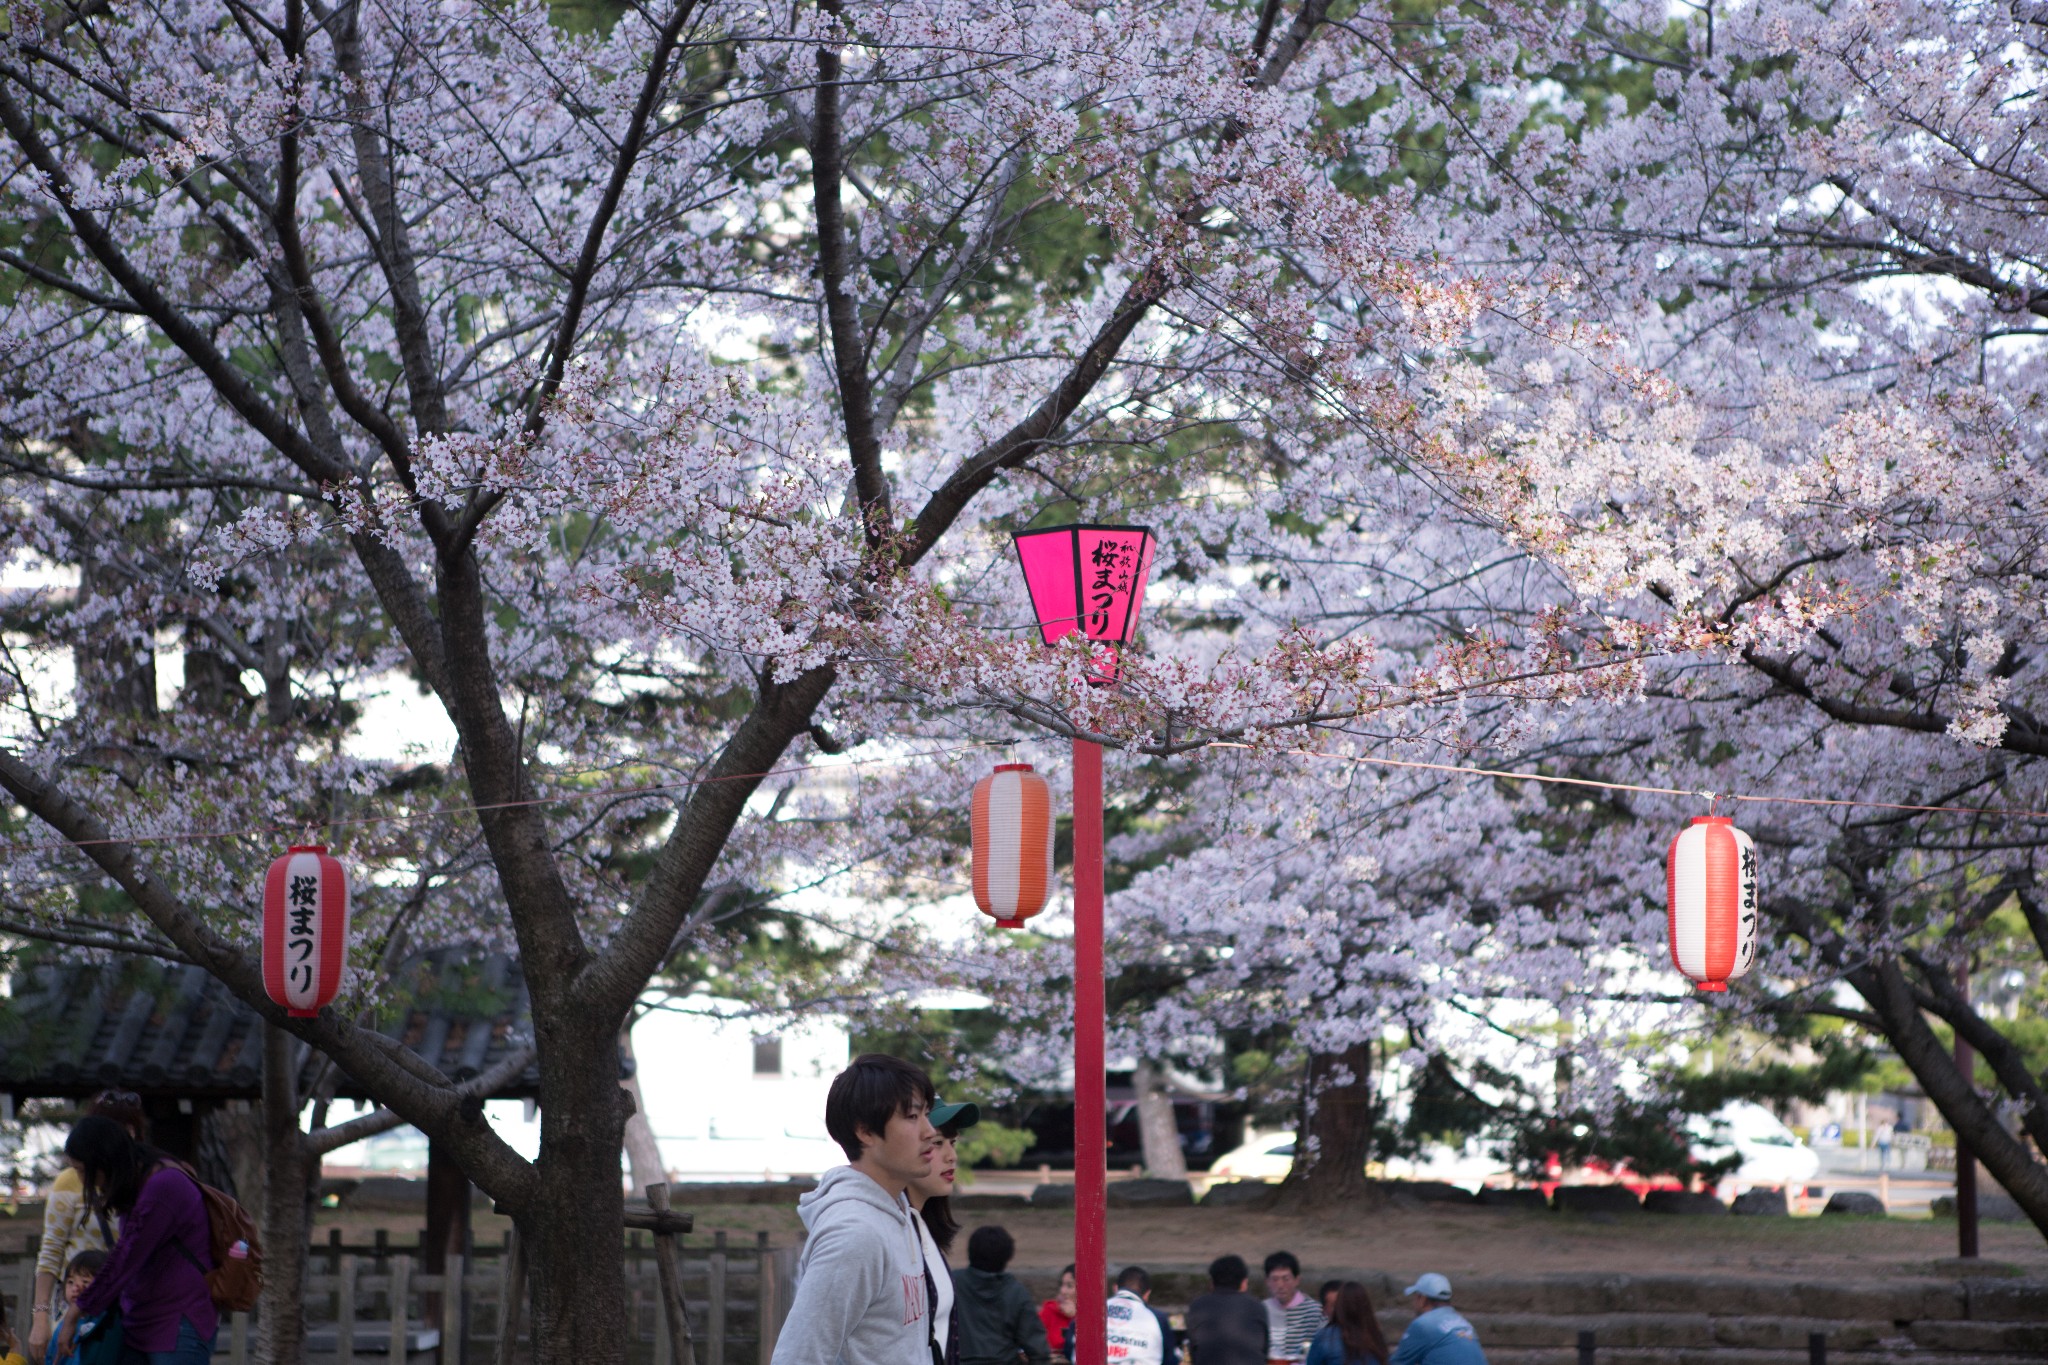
[1387,1276,1484,1365]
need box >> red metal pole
[1956,960,1978,1259]
[1072,736,1107,1365]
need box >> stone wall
[1017,1269,2048,1363]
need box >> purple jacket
[77,1165,218,1350]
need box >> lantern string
[1205,742,2048,822]
[12,740,1014,854]
[16,733,2048,860]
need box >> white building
[326,998,852,1182]
[632,1001,850,1180]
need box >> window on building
[753,1036,783,1076]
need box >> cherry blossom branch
[812,0,890,551]
[448,0,703,558]
[1741,647,2048,756]
[0,912,196,964]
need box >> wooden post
[441,1254,465,1365]
[388,1255,412,1365]
[708,1231,728,1365]
[755,1233,778,1365]
[494,1226,526,1365]
[771,1247,797,1359]
[340,1256,359,1365]
[229,1312,250,1365]
[646,1183,697,1365]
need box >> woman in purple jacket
[62,1117,217,1365]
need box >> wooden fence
[2,1231,798,1365]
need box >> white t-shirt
[916,1215,953,1354]
[1108,1289,1164,1365]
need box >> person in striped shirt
[1261,1253,1325,1365]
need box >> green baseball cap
[931,1098,981,1131]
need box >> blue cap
[1403,1274,1452,1301]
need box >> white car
[1205,1132,1511,1193]
[1207,1130,1299,1182]
[1686,1101,1822,1194]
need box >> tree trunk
[1132,1059,1188,1180]
[259,1023,313,1365]
[1272,1041,1376,1209]
[207,1102,269,1219]
[619,1022,669,1195]
[520,1021,635,1365]
[1852,958,2048,1239]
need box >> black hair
[1264,1251,1301,1277]
[921,1196,959,1255]
[825,1054,936,1162]
[1209,1254,1249,1290]
[967,1225,1015,1273]
[67,1249,109,1279]
[65,1114,170,1215]
[87,1091,147,1141]
[1116,1266,1151,1295]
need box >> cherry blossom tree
[0,0,1705,1353]
[1387,0,2048,1234]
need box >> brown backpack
[167,1163,264,1313]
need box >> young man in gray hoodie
[773,1054,940,1365]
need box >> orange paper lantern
[1666,815,1759,992]
[971,764,1054,928]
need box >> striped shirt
[1265,1294,1325,1362]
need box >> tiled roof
[0,949,539,1099]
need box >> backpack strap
[168,1165,214,1274]
[170,1238,210,1276]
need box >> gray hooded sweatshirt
[773,1166,930,1365]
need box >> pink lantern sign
[1013,523,1157,684]
[262,845,350,1017]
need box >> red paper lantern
[971,764,1055,929]
[262,845,351,1017]
[1666,816,1759,992]
[1014,523,1157,685]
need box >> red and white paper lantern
[970,764,1055,929]
[262,845,350,1017]
[1666,815,1759,992]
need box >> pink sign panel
[1013,523,1156,683]
[1075,527,1153,644]
[1015,527,1082,646]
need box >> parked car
[1206,1130,1298,1181]
[1205,1132,1512,1193]
[1686,1101,1822,1194]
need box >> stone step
[1128,1270,2048,1322]
[1460,1313,2048,1355]
[1483,1351,2040,1365]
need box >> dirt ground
[975,1205,2048,1283]
[638,1201,2048,1285]
[8,1200,2042,1286]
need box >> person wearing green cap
[910,1098,980,1365]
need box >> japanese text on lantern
[1087,538,1137,636]
[287,873,319,993]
